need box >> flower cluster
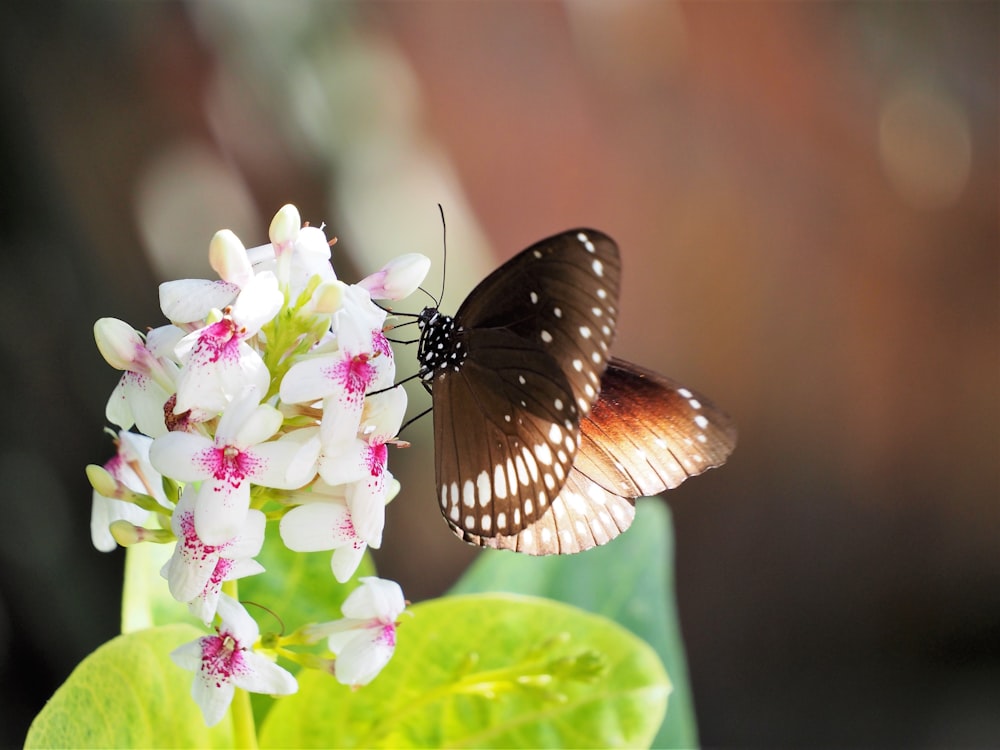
[88,205,429,726]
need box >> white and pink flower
[171,594,297,727]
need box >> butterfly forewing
[432,328,580,537]
[454,229,621,418]
[448,357,737,555]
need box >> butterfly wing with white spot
[452,357,737,554]
[433,327,581,539]
[454,229,621,418]
[572,357,737,497]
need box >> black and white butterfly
[415,229,736,555]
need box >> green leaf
[447,498,698,748]
[258,594,669,748]
[25,625,232,749]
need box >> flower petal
[341,577,405,621]
[280,502,353,552]
[149,431,214,482]
[160,279,239,325]
[333,627,395,687]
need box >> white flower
[161,486,266,624]
[319,387,407,545]
[90,431,169,552]
[357,253,431,301]
[280,322,395,445]
[305,577,406,687]
[280,490,367,583]
[95,318,176,437]
[171,271,282,417]
[150,389,317,544]
[171,594,297,727]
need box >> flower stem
[231,688,257,750]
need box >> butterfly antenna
[436,203,447,307]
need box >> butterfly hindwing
[450,357,737,555]
[572,358,738,497]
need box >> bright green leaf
[25,625,232,749]
[259,594,669,748]
[447,498,698,748]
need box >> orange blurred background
[0,2,996,745]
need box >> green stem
[230,688,257,750]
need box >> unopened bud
[358,254,431,300]
[209,229,252,286]
[94,318,145,371]
[269,204,301,251]
[110,521,172,546]
[87,464,119,497]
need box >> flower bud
[269,204,301,251]
[86,464,119,497]
[358,253,431,300]
[209,229,253,287]
[311,280,345,315]
[94,318,145,371]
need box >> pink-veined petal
[333,627,396,687]
[231,651,298,696]
[195,478,252,546]
[190,665,236,727]
[149,431,215,482]
[279,354,344,405]
[346,478,386,548]
[280,502,354,552]
[124,373,171,438]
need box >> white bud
[269,204,301,250]
[94,318,144,371]
[209,229,252,286]
[358,253,431,300]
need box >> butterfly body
[416,229,735,554]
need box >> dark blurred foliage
[0,1,996,746]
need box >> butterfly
[415,229,736,554]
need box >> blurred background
[0,1,996,746]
